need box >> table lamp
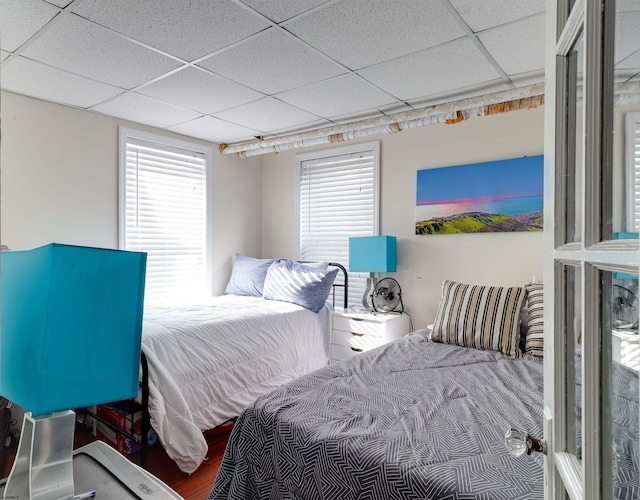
[0,243,146,500]
[348,236,396,311]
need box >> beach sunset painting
[416,155,544,235]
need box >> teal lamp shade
[0,243,147,416]
[349,236,397,272]
[613,232,639,280]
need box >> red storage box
[95,401,158,456]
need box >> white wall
[0,91,263,294]
[1,90,546,325]
[262,106,546,330]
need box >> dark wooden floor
[3,422,232,500]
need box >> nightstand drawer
[332,329,388,351]
[331,343,366,362]
[332,315,386,337]
[330,311,410,364]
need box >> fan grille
[372,278,403,313]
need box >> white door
[544,0,640,499]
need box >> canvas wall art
[415,155,544,235]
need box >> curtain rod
[219,83,546,158]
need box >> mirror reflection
[611,1,640,239]
[606,269,639,497]
[565,265,582,461]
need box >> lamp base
[361,273,378,312]
[4,410,75,500]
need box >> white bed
[141,294,331,474]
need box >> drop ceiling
[0,0,571,147]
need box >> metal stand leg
[3,410,75,500]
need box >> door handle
[505,427,547,456]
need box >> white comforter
[141,295,330,473]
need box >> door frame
[544,0,640,498]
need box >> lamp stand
[361,273,378,312]
[4,410,75,500]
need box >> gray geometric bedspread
[210,332,545,499]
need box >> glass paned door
[546,0,640,499]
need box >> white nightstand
[330,309,411,363]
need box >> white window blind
[627,112,640,231]
[119,128,211,304]
[297,142,379,308]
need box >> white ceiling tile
[286,0,465,69]
[0,0,59,52]
[378,103,414,115]
[45,0,72,6]
[1,56,124,107]
[406,79,511,108]
[91,93,201,128]
[1,0,563,146]
[508,69,545,88]
[615,69,640,83]
[276,74,396,118]
[618,49,640,70]
[137,67,263,114]
[329,109,384,124]
[268,118,332,137]
[358,38,501,101]
[215,97,320,132]
[198,29,345,95]
[168,115,261,144]
[616,11,640,64]
[239,0,329,22]
[617,0,640,13]
[72,0,269,61]
[22,14,182,89]
[449,0,544,32]
[478,14,545,76]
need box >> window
[119,127,213,304]
[626,112,640,231]
[297,142,380,307]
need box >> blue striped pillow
[431,280,526,358]
[263,260,338,313]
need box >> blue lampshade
[613,232,639,280]
[0,243,147,416]
[349,236,397,273]
[613,232,639,240]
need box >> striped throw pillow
[523,283,544,357]
[431,280,526,358]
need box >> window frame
[118,127,214,300]
[295,141,380,308]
